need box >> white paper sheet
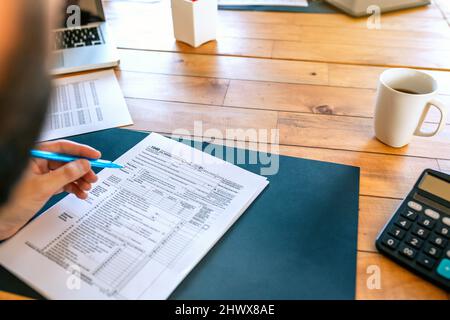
[39,70,133,141]
[219,0,308,7]
[0,133,268,300]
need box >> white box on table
[171,0,218,48]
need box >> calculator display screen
[418,173,450,202]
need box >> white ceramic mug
[374,68,448,148]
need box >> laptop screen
[58,0,104,28]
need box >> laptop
[52,0,119,75]
[325,0,431,17]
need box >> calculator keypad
[443,217,450,227]
[395,218,412,230]
[405,235,423,249]
[429,234,447,248]
[417,254,436,270]
[381,235,398,249]
[388,227,406,240]
[437,259,450,280]
[436,225,450,238]
[401,210,418,221]
[412,225,429,239]
[423,243,441,259]
[399,244,417,259]
[377,199,450,291]
[424,209,440,220]
[418,216,435,229]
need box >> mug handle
[414,99,448,137]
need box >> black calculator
[376,169,450,291]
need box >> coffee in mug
[374,68,448,148]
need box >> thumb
[41,160,91,196]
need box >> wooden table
[2,0,450,300]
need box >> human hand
[0,140,101,240]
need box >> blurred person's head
[0,1,54,204]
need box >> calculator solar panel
[376,169,450,291]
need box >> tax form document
[0,133,268,300]
[39,70,133,141]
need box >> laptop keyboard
[53,26,104,50]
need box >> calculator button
[418,216,436,229]
[407,201,422,211]
[406,235,423,249]
[436,259,450,280]
[412,226,430,239]
[399,244,417,259]
[443,217,450,227]
[395,218,412,230]
[381,236,398,250]
[401,210,418,221]
[423,243,442,259]
[436,225,450,238]
[388,227,406,240]
[429,234,448,248]
[416,254,436,270]
[424,209,440,220]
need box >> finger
[74,189,88,200]
[77,174,96,188]
[75,179,92,192]
[30,158,50,174]
[63,183,77,194]
[41,160,91,196]
[52,168,97,185]
[64,183,88,200]
[37,140,101,159]
[47,161,99,173]
[83,170,98,184]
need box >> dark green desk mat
[0,128,360,299]
[219,0,338,13]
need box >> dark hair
[0,2,51,204]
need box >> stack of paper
[0,133,268,299]
[40,70,133,141]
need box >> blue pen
[30,150,123,169]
